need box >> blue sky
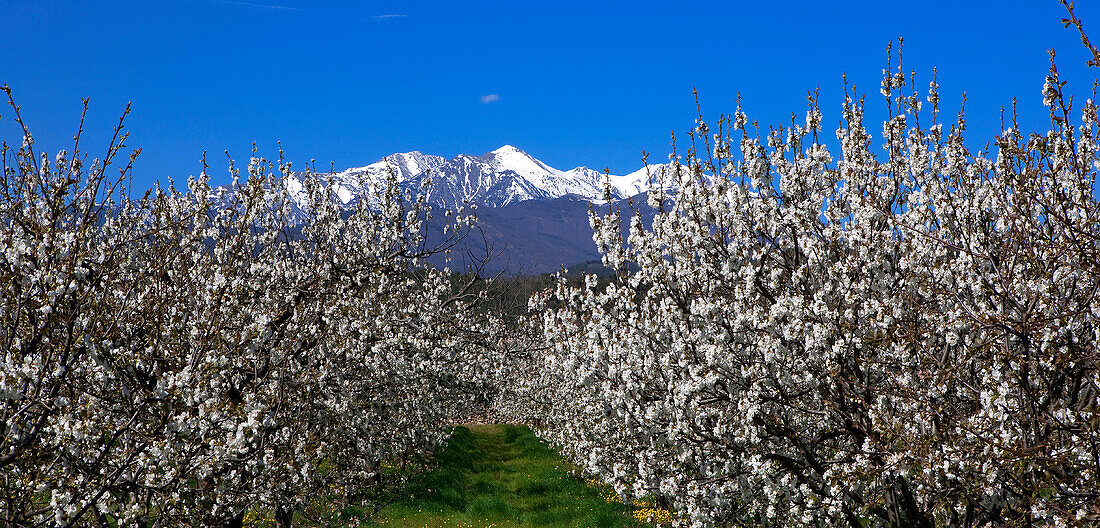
[2,1,1099,189]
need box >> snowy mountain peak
[481,145,558,185]
[491,144,523,155]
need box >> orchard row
[5,42,1100,528]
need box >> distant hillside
[424,193,658,275]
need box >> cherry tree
[0,85,498,527]
[532,41,1100,528]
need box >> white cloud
[480,94,501,104]
[370,14,407,19]
[220,0,301,11]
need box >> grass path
[368,424,647,528]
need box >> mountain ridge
[256,145,676,212]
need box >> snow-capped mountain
[207,145,681,274]
[237,145,676,212]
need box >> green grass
[366,424,647,528]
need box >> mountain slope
[423,193,659,275]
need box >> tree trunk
[224,511,245,528]
[275,506,293,528]
[884,477,933,528]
